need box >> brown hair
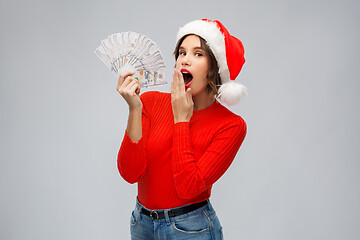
[174,34,222,95]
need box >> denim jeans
[130,199,223,239]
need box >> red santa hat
[176,19,247,105]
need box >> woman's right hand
[116,71,143,111]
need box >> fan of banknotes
[95,31,167,88]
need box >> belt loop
[135,198,142,215]
[164,209,170,224]
[136,197,140,208]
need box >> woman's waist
[137,190,211,210]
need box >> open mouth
[181,69,193,88]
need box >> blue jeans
[130,199,223,239]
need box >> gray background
[1,0,359,239]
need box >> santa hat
[176,19,247,106]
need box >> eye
[179,51,186,56]
[195,52,203,57]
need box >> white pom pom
[218,81,248,106]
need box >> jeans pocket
[130,210,139,227]
[172,210,211,234]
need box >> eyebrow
[179,46,204,51]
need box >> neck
[192,92,215,111]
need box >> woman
[117,19,247,239]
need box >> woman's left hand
[171,68,194,123]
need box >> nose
[180,54,191,66]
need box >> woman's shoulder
[140,91,171,111]
[140,91,169,99]
[214,100,244,118]
[212,101,247,128]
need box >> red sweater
[118,91,246,210]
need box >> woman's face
[176,35,209,97]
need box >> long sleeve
[172,116,247,199]
[117,92,156,184]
